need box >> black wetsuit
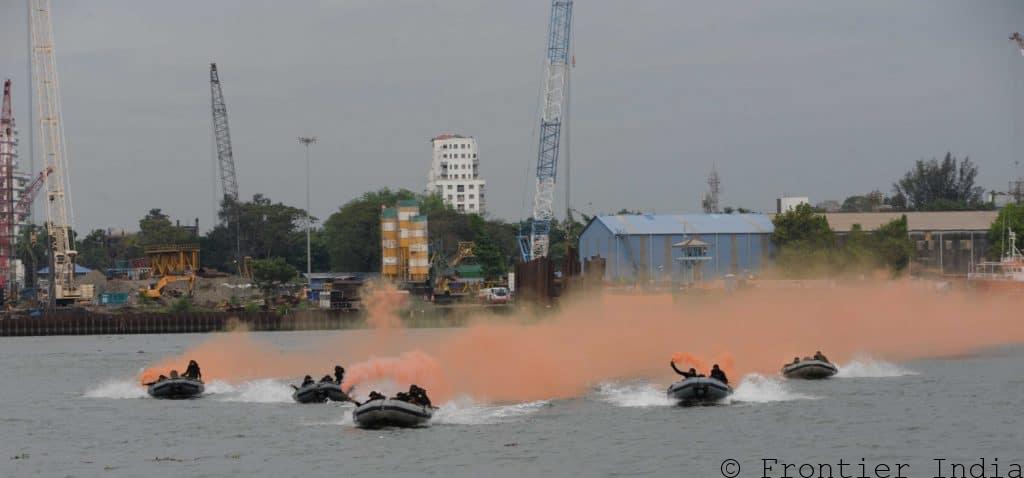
[670,362,695,378]
[183,363,202,381]
[409,386,432,407]
[814,353,830,363]
[334,368,345,384]
[710,369,728,384]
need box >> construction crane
[0,168,53,241]
[210,63,239,203]
[30,0,92,306]
[0,79,16,298]
[519,0,574,262]
[432,241,476,302]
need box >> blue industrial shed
[577,214,776,284]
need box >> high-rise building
[426,133,486,214]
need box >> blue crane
[519,0,573,262]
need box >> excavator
[431,241,477,303]
[140,273,196,300]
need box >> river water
[2,331,1022,478]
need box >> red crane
[0,79,51,299]
[0,79,15,296]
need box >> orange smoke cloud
[141,281,1024,403]
[670,353,735,377]
[341,350,449,398]
[361,281,406,333]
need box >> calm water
[2,332,1022,478]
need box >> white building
[777,196,810,213]
[427,133,486,214]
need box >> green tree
[871,215,913,273]
[469,215,507,279]
[16,224,48,287]
[203,195,311,272]
[75,229,112,270]
[836,224,873,273]
[138,208,194,247]
[986,203,1024,260]
[892,153,987,211]
[251,257,298,298]
[322,188,416,272]
[772,203,834,249]
[771,203,836,277]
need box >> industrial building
[823,211,998,276]
[777,196,810,213]
[426,133,486,213]
[381,200,429,282]
[577,214,775,284]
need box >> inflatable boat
[292,382,352,404]
[666,377,732,405]
[781,360,838,379]
[352,399,434,429]
[147,378,204,399]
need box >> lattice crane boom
[210,63,239,202]
[522,0,573,262]
[0,79,15,292]
[30,0,89,305]
[13,167,52,221]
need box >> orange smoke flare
[141,281,1024,403]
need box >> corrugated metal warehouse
[822,211,998,276]
[577,214,775,284]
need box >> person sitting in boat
[183,360,202,381]
[813,351,830,363]
[670,361,697,378]
[709,364,728,384]
[367,391,385,401]
[394,391,411,402]
[301,375,315,387]
[334,365,345,384]
[408,384,432,408]
[319,375,334,383]
[169,370,180,379]
[791,357,801,365]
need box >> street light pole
[298,136,317,284]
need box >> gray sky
[2,1,1024,232]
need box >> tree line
[836,153,992,212]
[24,188,583,286]
[771,203,913,278]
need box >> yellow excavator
[139,244,200,300]
[140,273,196,300]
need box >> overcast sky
[2,1,1024,232]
